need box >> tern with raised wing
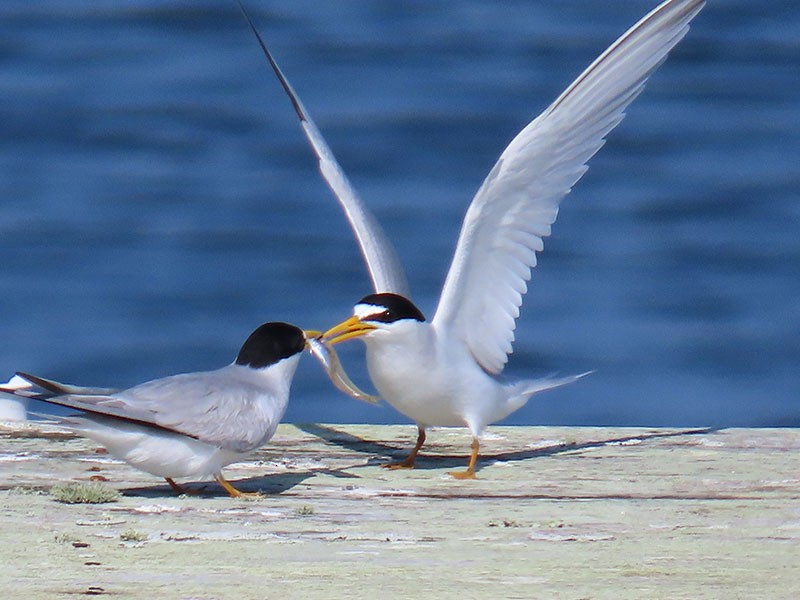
[241,0,705,478]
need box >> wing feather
[238,2,410,297]
[18,368,282,453]
[112,369,284,452]
[432,0,704,374]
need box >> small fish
[307,337,379,404]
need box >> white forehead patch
[354,303,385,320]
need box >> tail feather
[506,371,593,410]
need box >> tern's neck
[362,321,434,380]
[361,321,448,411]
[366,320,431,351]
[240,354,301,394]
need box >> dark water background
[0,1,797,427]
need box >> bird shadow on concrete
[123,472,307,498]
[123,463,361,498]
[294,423,404,463]
[233,464,362,496]
[122,425,720,496]
[295,423,721,474]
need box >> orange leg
[214,473,262,499]
[449,438,479,480]
[382,426,426,470]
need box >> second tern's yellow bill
[307,337,379,404]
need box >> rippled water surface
[1,1,798,426]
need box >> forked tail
[505,371,593,412]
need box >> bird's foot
[381,458,416,470]
[232,490,265,500]
[381,427,426,470]
[448,469,477,480]
[214,474,262,499]
[448,438,480,479]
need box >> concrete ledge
[2,422,799,598]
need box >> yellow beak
[322,316,377,345]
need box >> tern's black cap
[357,293,426,323]
[236,322,305,369]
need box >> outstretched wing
[433,0,704,374]
[238,2,410,297]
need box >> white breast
[363,322,506,429]
[67,415,245,480]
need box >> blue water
[0,1,798,427]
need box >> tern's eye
[365,309,395,324]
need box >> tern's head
[322,293,426,345]
[236,322,308,369]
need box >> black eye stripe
[367,310,399,324]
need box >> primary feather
[237,1,409,297]
[432,0,705,374]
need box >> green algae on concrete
[1,422,799,599]
[50,481,121,504]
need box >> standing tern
[2,323,368,497]
[241,0,705,477]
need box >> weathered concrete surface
[1,422,798,599]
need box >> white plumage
[242,0,705,477]
[434,0,704,374]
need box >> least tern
[4,322,312,497]
[243,0,705,477]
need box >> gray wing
[433,0,705,374]
[116,368,285,452]
[239,2,410,297]
[15,368,282,453]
